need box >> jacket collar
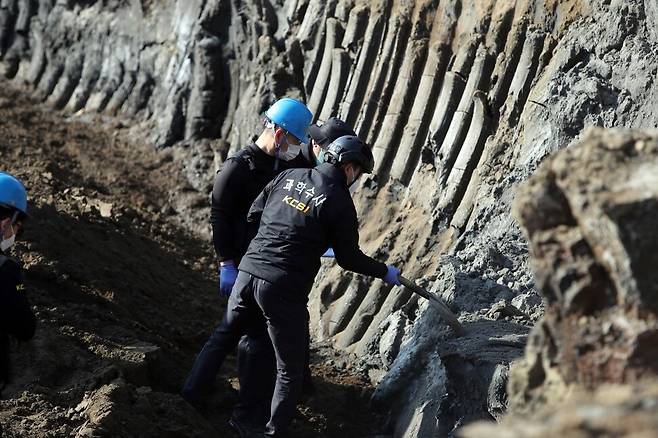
[315,163,347,185]
[247,141,275,163]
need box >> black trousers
[236,310,313,426]
[235,334,276,426]
[182,271,307,437]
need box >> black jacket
[210,142,314,262]
[0,252,36,391]
[239,163,387,299]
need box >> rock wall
[2,0,658,435]
[462,128,658,437]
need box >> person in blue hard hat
[0,172,36,398]
[190,135,401,437]
[182,98,315,434]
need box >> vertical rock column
[353,11,407,141]
[0,0,17,60]
[308,17,344,116]
[370,3,434,177]
[338,2,387,126]
[388,5,455,183]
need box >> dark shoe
[229,416,265,438]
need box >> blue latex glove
[322,248,335,258]
[219,262,238,297]
[383,265,401,286]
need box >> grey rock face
[2,0,658,436]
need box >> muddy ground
[0,80,385,437]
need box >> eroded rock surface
[461,128,658,436]
[462,382,658,437]
[510,129,658,412]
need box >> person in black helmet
[286,116,357,168]
[273,116,357,401]
[194,136,402,437]
[0,172,35,398]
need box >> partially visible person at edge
[182,100,357,435]
[186,135,402,437]
[0,172,36,400]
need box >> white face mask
[1,224,16,251]
[280,143,302,161]
[274,128,302,161]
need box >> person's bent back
[236,136,400,437]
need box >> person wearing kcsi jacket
[191,136,401,437]
[0,172,36,398]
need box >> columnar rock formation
[2,0,658,435]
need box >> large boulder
[462,128,658,435]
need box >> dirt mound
[510,128,658,411]
[0,81,382,437]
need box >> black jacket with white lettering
[0,252,36,391]
[210,141,314,262]
[239,163,388,299]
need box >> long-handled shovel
[399,275,464,335]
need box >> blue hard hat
[265,98,313,143]
[0,172,28,215]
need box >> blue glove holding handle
[383,265,401,286]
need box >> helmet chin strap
[274,143,280,172]
[272,125,283,172]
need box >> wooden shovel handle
[399,275,464,335]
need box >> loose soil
[0,80,384,437]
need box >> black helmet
[324,136,374,174]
